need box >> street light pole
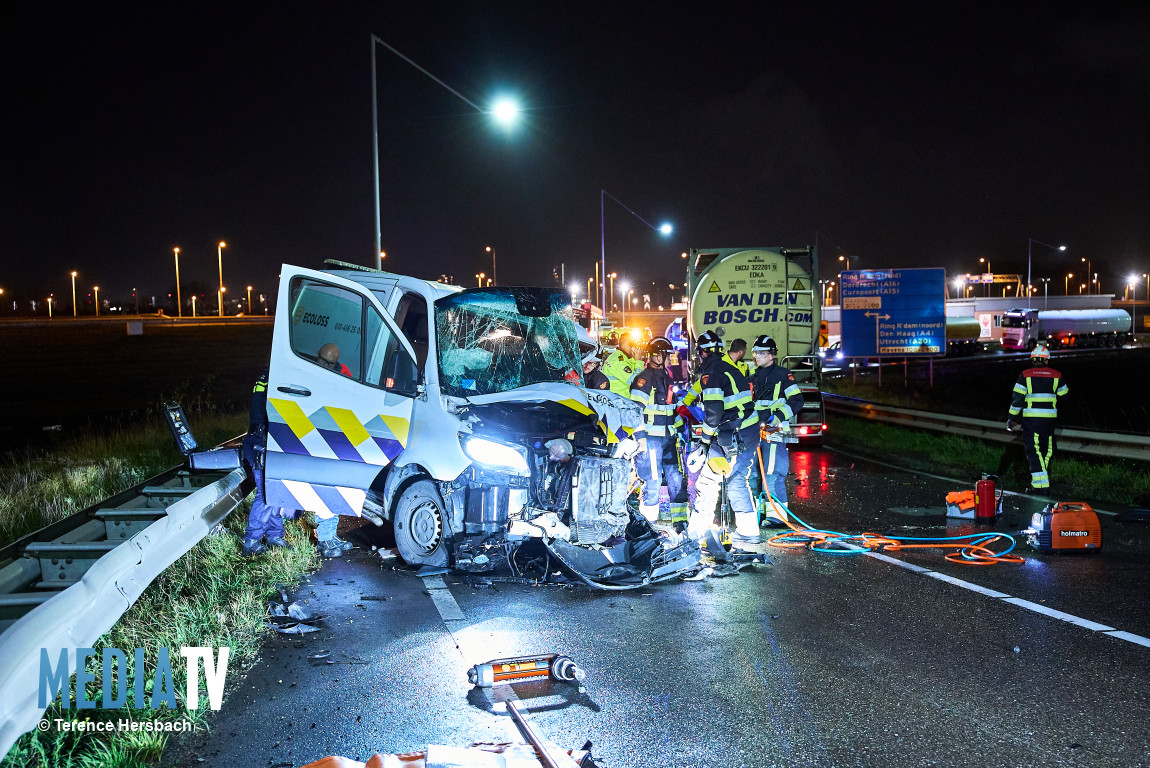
[173,248,182,317]
[1065,272,1072,296]
[608,273,617,310]
[247,285,253,314]
[600,189,672,311]
[1081,257,1092,294]
[217,241,226,317]
[485,246,496,286]
[93,286,100,317]
[1027,238,1066,309]
[371,35,520,270]
[1041,277,1051,309]
[70,271,77,317]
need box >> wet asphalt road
[162,448,1150,768]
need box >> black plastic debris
[266,588,327,634]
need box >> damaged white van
[262,262,700,589]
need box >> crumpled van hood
[449,383,644,444]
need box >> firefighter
[727,338,750,377]
[1007,343,1068,491]
[582,343,610,390]
[685,330,760,544]
[630,337,687,523]
[749,335,804,523]
[602,331,642,397]
[241,370,291,556]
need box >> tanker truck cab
[264,264,700,588]
[1000,309,1038,350]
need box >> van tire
[393,480,450,567]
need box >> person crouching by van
[241,370,291,556]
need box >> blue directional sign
[839,268,946,357]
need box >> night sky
[3,2,1149,311]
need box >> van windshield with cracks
[435,288,583,397]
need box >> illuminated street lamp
[47,296,53,318]
[371,35,521,269]
[173,248,182,317]
[1040,277,1051,309]
[1027,238,1066,309]
[247,285,253,314]
[485,246,496,286]
[217,241,226,317]
[600,189,672,310]
[568,283,580,302]
[619,281,632,327]
[132,287,139,314]
[191,295,197,317]
[1065,272,1073,295]
[608,272,617,310]
[70,271,78,316]
[838,254,851,272]
[476,272,486,287]
[1081,257,1092,294]
[93,286,100,316]
[586,277,594,301]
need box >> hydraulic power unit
[1027,502,1102,552]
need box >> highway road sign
[840,268,945,357]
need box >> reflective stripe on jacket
[751,364,804,424]
[630,364,680,437]
[697,353,755,438]
[1008,366,1068,419]
[602,350,640,398]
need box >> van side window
[364,308,418,392]
[288,278,365,379]
[393,293,430,371]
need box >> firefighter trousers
[1021,418,1056,490]
[634,436,684,521]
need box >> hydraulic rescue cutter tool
[1025,502,1103,553]
[469,653,587,689]
[467,654,593,768]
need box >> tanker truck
[1000,308,1131,350]
[946,315,993,355]
[686,247,825,441]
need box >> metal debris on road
[266,589,327,634]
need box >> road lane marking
[925,570,1011,598]
[423,574,465,620]
[1102,631,1150,648]
[864,552,1150,647]
[867,551,932,572]
[1000,597,1116,631]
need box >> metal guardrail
[0,466,246,758]
[823,394,1150,463]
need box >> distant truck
[946,315,994,356]
[685,247,825,442]
[1000,308,1131,350]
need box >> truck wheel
[392,480,450,567]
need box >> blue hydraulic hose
[759,492,1020,557]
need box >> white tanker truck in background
[1000,308,1131,350]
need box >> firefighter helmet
[1031,343,1050,363]
[696,330,723,353]
[646,336,674,356]
[751,335,778,355]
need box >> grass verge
[1,405,320,768]
[0,409,246,549]
[825,414,1150,506]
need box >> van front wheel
[393,480,450,567]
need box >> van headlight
[461,435,530,475]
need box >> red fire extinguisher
[975,474,998,521]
